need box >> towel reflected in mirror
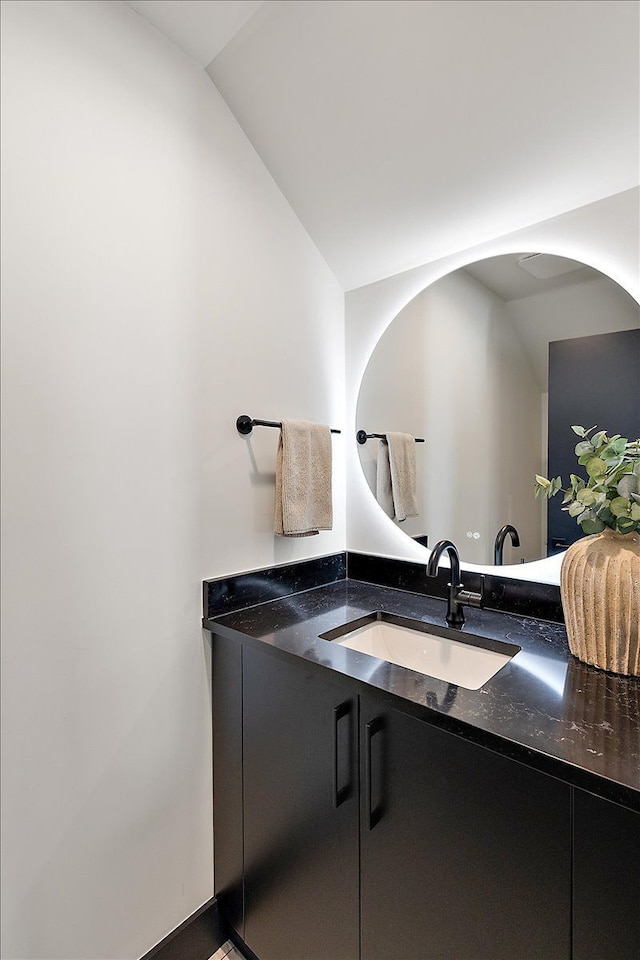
[376,432,419,522]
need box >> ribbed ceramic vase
[560,527,640,676]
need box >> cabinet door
[243,646,359,960]
[573,789,640,960]
[360,699,571,960]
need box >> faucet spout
[493,524,520,565]
[426,539,482,626]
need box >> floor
[209,940,248,960]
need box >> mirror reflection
[357,253,640,567]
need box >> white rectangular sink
[321,613,519,691]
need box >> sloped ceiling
[463,254,599,304]
[124,1,640,291]
[124,0,265,65]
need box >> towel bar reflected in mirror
[356,430,425,444]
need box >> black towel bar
[356,430,425,444]
[237,415,341,436]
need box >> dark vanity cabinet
[213,635,360,960]
[212,633,637,960]
[242,646,359,960]
[573,789,640,960]
[359,697,571,960]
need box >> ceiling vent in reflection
[517,253,585,280]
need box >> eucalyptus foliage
[534,425,640,536]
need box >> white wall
[346,188,640,581]
[357,271,542,564]
[0,3,344,959]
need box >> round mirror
[356,253,640,568]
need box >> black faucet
[493,524,520,565]
[426,539,483,627]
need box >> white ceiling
[124,1,640,291]
[463,254,600,303]
[124,0,265,66]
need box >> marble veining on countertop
[205,578,640,809]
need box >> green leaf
[535,474,550,488]
[571,425,586,437]
[610,497,631,518]
[595,505,614,524]
[586,457,607,478]
[617,474,639,499]
[631,502,640,522]
[575,440,594,457]
[616,517,636,534]
[577,488,597,506]
[550,476,563,496]
[581,518,606,535]
[599,441,627,464]
[568,500,585,517]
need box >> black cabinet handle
[365,716,385,830]
[333,700,352,808]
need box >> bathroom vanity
[203,556,639,960]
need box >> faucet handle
[456,587,484,610]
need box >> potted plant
[535,426,640,676]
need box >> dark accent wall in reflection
[548,328,640,553]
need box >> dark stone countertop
[205,578,640,811]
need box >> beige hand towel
[378,433,418,522]
[274,419,333,537]
[376,440,394,518]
